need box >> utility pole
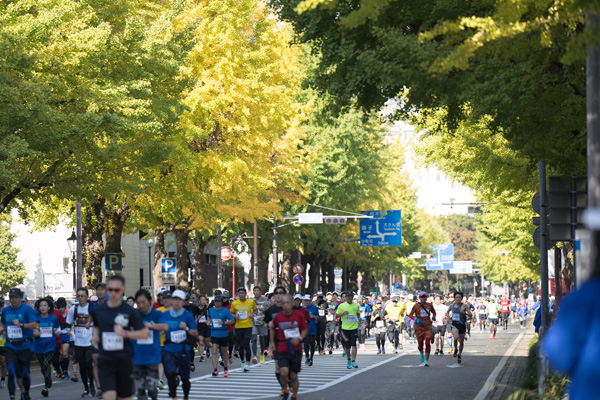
[272,219,278,286]
[539,160,549,398]
[76,200,82,288]
[217,225,222,288]
[253,221,259,287]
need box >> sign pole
[217,225,223,288]
[233,253,236,294]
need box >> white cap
[172,290,187,300]
[90,295,98,301]
[303,295,311,301]
[157,287,168,296]
[293,294,302,300]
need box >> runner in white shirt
[432,295,448,355]
[66,288,96,397]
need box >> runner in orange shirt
[408,292,436,367]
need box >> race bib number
[284,327,300,339]
[171,330,186,343]
[376,320,384,328]
[75,327,88,337]
[452,311,461,321]
[237,311,248,320]
[137,333,154,345]
[40,327,53,338]
[199,316,206,323]
[419,309,429,318]
[212,320,223,328]
[346,315,356,323]
[360,312,366,319]
[7,325,22,339]
[326,315,334,322]
[102,332,124,351]
[318,309,325,317]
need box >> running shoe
[308,359,313,366]
[224,369,229,377]
[458,355,462,364]
[352,361,357,368]
[493,335,497,339]
[305,359,310,366]
[199,356,204,362]
[377,349,381,355]
[342,351,346,357]
[419,353,425,363]
[394,349,398,354]
[252,356,258,364]
[243,362,249,372]
[212,369,218,377]
[490,335,494,339]
[95,389,102,399]
[381,347,385,354]
[81,391,92,398]
[347,360,352,369]
[157,380,164,389]
[260,355,265,364]
[398,344,403,349]
[190,364,195,372]
[281,392,290,400]
[435,349,439,355]
[454,350,458,358]
[424,360,429,367]
[328,349,333,355]
[440,350,444,355]
[71,376,79,382]
[90,387,96,398]
[41,388,49,397]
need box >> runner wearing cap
[0,288,39,400]
[336,291,360,369]
[132,288,169,400]
[324,293,338,354]
[315,293,327,355]
[270,294,308,400]
[220,291,235,364]
[251,286,270,364]
[358,296,371,351]
[385,297,405,353]
[302,295,319,366]
[196,295,211,363]
[162,289,198,400]
[487,296,500,339]
[408,292,436,367]
[370,301,387,354]
[230,287,257,372]
[263,286,286,388]
[66,287,96,397]
[156,290,172,389]
[32,297,60,398]
[153,288,167,310]
[207,295,235,377]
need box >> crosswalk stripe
[158,342,404,400]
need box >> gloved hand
[415,318,422,325]
[432,316,436,322]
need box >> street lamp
[67,230,77,292]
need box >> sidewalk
[484,325,536,400]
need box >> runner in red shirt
[270,294,308,400]
[499,295,511,330]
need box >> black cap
[95,282,106,289]
[214,295,224,302]
[237,287,247,293]
[8,288,23,298]
[162,291,172,299]
[214,290,222,296]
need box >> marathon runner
[132,288,169,400]
[153,288,168,310]
[302,295,319,366]
[230,287,257,372]
[162,290,198,400]
[370,301,386,354]
[92,282,106,399]
[66,287,96,397]
[251,285,270,364]
[408,291,436,367]
[499,295,511,330]
[517,301,529,329]
[315,293,328,355]
[336,291,360,369]
[432,295,447,355]
[385,297,405,353]
[270,294,307,400]
[357,296,371,352]
[447,292,472,364]
[207,295,235,377]
[0,288,39,400]
[91,276,148,400]
[196,295,211,362]
[32,297,60,397]
[183,293,201,372]
[263,286,285,387]
[488,296,500,339]
[476,299,487,333]
[324,293,338,355]
[220,291,235,364]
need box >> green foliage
[438,214,477,262]
[0,221,26,297]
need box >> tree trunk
[104,199,130,255]
[173,228,190,291]
[362,269,374,296]
[192,237,208,296]
[349,265,359,293]
[562,242,574,293]
[153,229,168,290]
[257,256,269,292]
[326,260,335,292]
[280,252,292,293]
[82,198,105,288]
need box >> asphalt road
[7,322,529,400]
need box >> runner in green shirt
[336,292,360,369]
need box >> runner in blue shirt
[207,295,235,377]
[358,297,372,351]
[32,298,60,398]
[302,295,320,366]
[0,288,39,400]
[133,289,169,400]
[162,290,198,400]
[517,302,528,329]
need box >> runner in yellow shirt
[385,297,406,352]
[230,287,257,372]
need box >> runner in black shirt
[183,294,201,371]
[196,295,211,362]
[91,275,148,400]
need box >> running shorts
[97,357,135,398]
[433,325,446,336]
[340,329,358,348]
[198,325,211,338]
[211,336,230,348]
[276,351,302,373]
[489,318,499,325]
[451,322,467,335]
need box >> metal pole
[343,258,347,291]
[587,11,600,282]
[148,245,153,290]
[376,265,379,297]
[76,200,83,288]
[272,219,278,286]
[554,247,562,300]
[539,160,549,398]
[571,176,578,289]
[232,253,236,294]
[217,225,223,288]
[253,221,259,287]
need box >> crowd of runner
[0,277,535,400]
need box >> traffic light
[500,251,510,256]
[532,191,551,249]
[324,217,347,225]
[548,176,587,242]
[424,254,432,259]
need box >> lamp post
[67,230,77,293]
[146,238,153,290]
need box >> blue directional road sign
[426,243,454,271]
[105,253,122,271]
[360,210,402,247]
